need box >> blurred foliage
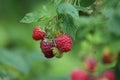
[0,0,120,80]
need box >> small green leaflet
[20,2,56,24]
[20,11,48,23]
[80,0,96,7]
[57,3,79,39]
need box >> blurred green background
[0,0,120,80]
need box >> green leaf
[57,3,79,18]
[0,49,30,74]
[57,3,79,39]
[20,11,47,23]
[0,49,48,75]
[80,0,96,7]
[20,2,57,24]
[20,2,56,24]
[53,0,64,6]
[59,14,78,39]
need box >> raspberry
[102,48,117,64]
[55,34,72,52]
[40,40,55,58]
[32,27,46,40]
[52,47,63,58]
[100,69,115,80]
[84,58,97,72]
[71,68,88,80]
[103,53,113,64]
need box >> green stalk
[73,0,77,6]
[78,0,80,6]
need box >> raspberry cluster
[32,26,72,59]
[71,69,115,80]
[70,57,116,80]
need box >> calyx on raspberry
[55,34,72,52]
[32,27,46,40]
[40,40,55,58]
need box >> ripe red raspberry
[40,40,55,58]
[71,68,88,80]
[55,34,72,52]
[84,58,97,72]
[32,27,46,40]
[100,69,115,80]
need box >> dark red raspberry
[32,27,46,40]
[71,68,88,80]
[55,34,72,52]
[102,48,117,64]
[40,40,55,58]
[84,58,97,72]
[100,69,115,80]
[103,53,113,64]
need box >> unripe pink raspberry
[84,58,97,72]
[71,68,88,80]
